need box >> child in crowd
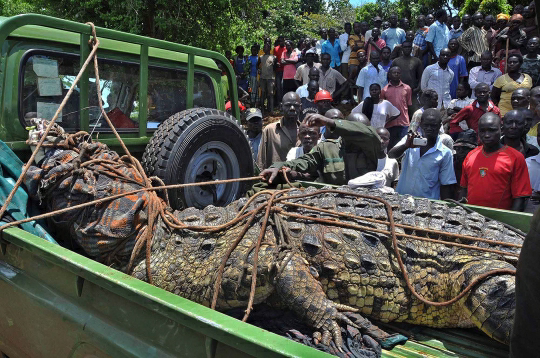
[233,45,248,91]
[447,83,474,132]
[258,43,277,114]
[448,83,474,115]
[380,47,393,72]
[248,45,259,106]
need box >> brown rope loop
[281,167,293,187]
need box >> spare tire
[142,108,254,210]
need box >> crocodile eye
[309,266,320,278]
[302,235,322,256]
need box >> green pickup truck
[0,14,530,358]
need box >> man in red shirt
[448,83,500,139]
[381,66,412,148]
[460,112,531,211]
[274,36,287,105]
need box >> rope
[0,22,100,222]
[272,189,517,307]
[279,201,522,250]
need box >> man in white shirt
[340,22,352,79]
[315,29,327,55]
[294,50,321,87]
[376,127,399,186]
[421,48,454,109]
[296,67,322,98]
[356,51,387,100]
[350,84,401,129]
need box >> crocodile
[131,186,521,346]
[19,126,520,349]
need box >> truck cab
[0,14,240,157]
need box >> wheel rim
[183,141,240,208]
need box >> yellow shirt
[493,73,533,116]
[258,48,274,56]
[347,34,365,66]
[529,122,538,137]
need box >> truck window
[147,66,187,129]
[194,74,216,109]
[88,60,140,131]
[20,53,81,131]
[146,67,216,130]
[21,52,217,132]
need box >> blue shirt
[447,55,468,99]
[356,63,388,100]
[449,27,463,40]
[396,135,456,199]
[413,28,429,50]
[381,27,406,50]
[321,39,342,67]
[425,21,450,57]
[248,55,258,77]
[381,60,393,72]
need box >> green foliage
[459,0,511,16]
[355,2,399,26]
[301,0,325,14]
[0,0,510,57]
[355,3,380,24]
[0,0,38,16]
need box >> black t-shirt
[392,56,423,91]
[300,97,318,121]
[525,142,540,158]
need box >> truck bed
[1,199,527,358]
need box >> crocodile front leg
[273,252,364,347]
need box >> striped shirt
[458,26,488,63]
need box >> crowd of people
[227,2,540,213]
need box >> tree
[355,2,398,26]
[300,0,324,14]
[0,0,36,16]
[459,0,511,16]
